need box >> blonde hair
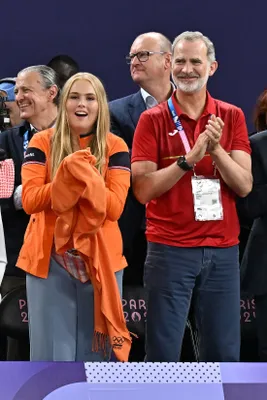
[51,72,110,178]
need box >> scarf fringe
[92,330,110,357]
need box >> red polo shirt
[131,91,251,248]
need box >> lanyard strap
[167,98,191,154]
[23,130,29,156]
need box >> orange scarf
[51,149,131,361]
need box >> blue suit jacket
[109,91,146,150]
[109,91,146,259]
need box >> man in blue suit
[110,32,173,287]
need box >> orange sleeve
[21,133,51,215]
[51,149,106,233]
[105,136,131,221]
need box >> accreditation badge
[191,176,223,221]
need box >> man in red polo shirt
[131,31,252,362]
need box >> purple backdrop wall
[1,0,266,131]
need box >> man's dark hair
[47,54,79,89]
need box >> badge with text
[191,177,223,221]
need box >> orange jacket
[17,128,131,278]
[50,148,131,361]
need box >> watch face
[177,156,191,171]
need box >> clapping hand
[205,115,224,153]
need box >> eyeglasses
[125,51,166,65]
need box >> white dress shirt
[140,82,176,109]
[140,88,158,109]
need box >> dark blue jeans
[144,242,240,361]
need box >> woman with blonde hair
[17,72,131,361]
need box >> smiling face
[15,71,54,122]
[66,79,99,136]
[172,39,217,94]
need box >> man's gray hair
[172,31,216,63]
[17,65,60,105]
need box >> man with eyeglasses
[110,31,173,286]
[131,31,252,362]
[109,31,173,361]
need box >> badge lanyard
[23,130,29,156]
[167,98,191,154]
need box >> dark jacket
[109,91,146,284]
[238,130,267,296]
[109,91,146,248]
[0,121,32,277]
[109,91,146,149]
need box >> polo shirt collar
[204,91,217,116]
[171,90,217,118]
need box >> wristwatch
[176,155,193,171]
